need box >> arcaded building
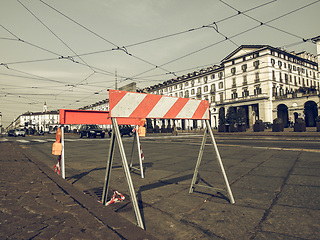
[144,44,319,130]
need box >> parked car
[14,128,26,137]
[79,125,105,138]
[108,125,134,137]
[8,129,15,137]
[37,130,45,136]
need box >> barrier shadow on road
[135,173,194,229]
[67,167,106,184]
[193,176,231,203]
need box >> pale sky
[1,0,319,127]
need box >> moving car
[79,125,105,138]
[108,125,134,137]
[14,128,26,137]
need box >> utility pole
[311,36,320,58]
[115,69,118,90]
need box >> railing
[218,93,269,105]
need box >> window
[211,94,215,103]
[219,72,223,80]
[211,74,215,79]
[243,75,247,85]
[219,93,224,103]
[278,61,282,68]
[197,87,201,95]
[271,58,275,66]
[185,90,189,98]
[242,64,247,72]
[279,72,283,83]
[211,84,216,92]
[232,78,236,88]
[191,80,195,87]
[272,70,276,81]
[204,85,208,92]
[231,90,238,99]
[231,67,236,75]
[285,74,288,84]
[204,76,208,83]
[242,88,249,97]
[185,81,189,87]
[191,89,195,95]
[272,84,277,97]
[253,60,259,69]
[219,82,223,89]
[254,85,262,95]
[255,72,259,82]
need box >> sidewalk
[0,141,157,240]
[177,127,320,139]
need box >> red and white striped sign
[109,90,209,120]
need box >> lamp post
[0,112,2,135]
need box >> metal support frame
[102,118,144,229]
[101,126,116,205]
[129,125,144,178]
[189,120,235,204]
[61,125,65,179]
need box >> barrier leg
[136,126,144,178]
[129,126,144,178]
[61,125,65,179]
[112,118,144,229]
[189,125,208,193]
[206,120,235,204]
[129,126,137,168]
[101,128,116,205]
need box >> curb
[15,142,158,240]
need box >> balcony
[216,93,269,105]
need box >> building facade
[7,110,60,134]
[144,44,319,130]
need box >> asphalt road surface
[2,133,320,239]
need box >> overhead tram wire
[36,0,280,84]
[17,0,96,74]
[218,0,320,41]
[0,24,116,79]
[38,0,178,78]
[52,0,278,60]
[123,0,278,49]
[130,0,320,82]
[0,24,63,57]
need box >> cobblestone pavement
[0,141,157,240]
